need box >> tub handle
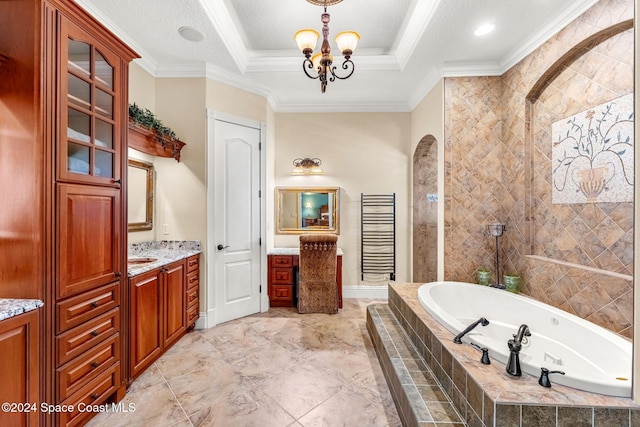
[470,342,491,365]
[538,367,565,388]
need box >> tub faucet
[506,324,531,376]
[453,317,489,344]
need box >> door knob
[217,244,230,251]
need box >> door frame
[203,109,267,328]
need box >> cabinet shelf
[128,120,186,162]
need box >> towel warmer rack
[361,193,396,280]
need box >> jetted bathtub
[418,281,632,397]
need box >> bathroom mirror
[275,187,340,234]
[128,159,154,232]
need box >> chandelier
[294,0,360,93]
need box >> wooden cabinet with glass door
[59,14,124,187]
[47,1,137,425]
[0,1,137,425]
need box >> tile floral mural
[552,93,634,204]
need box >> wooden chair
[298,234,338,314]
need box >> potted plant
[127,103,186,161]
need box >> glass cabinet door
[59,17,121,185]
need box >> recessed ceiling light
[178,26,204,42]
[474,24,495,37]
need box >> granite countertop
[0,298,44,321]
[269,247,344,256]
[128,240,201,277]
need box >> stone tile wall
[443,0,634,335]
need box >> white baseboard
[195,308,216,329]
[261,294,270,312]
[342,285,389,300]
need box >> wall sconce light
[292,157,323,175]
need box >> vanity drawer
[187,269,199,290]
[187,302,199,326]
[56,282,119,333]
[56,308,120,366]
[270,284,293,302]
[270,255,293,268]
[58,362,120,427]
[56,333,120,402]
[186,254,199,273]
[271,268,293,285]
[186,286,199,307]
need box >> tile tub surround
[0,298,43,321]
[379,283,640,427]
[367,304,465,426]
[128,240,201,277]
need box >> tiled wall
[442,0,634,336]
[413,135,438,282]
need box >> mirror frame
[127,159,154,232]
[275,186,340,235]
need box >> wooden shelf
[128,120,186,162]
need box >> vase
[476,269,491,286]
[503,274,520,293]
[576,166,608,202]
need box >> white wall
[272,112,412,293]
[128,62,157,244]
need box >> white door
[212,115,262,324]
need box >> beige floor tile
[86,299,400,426]
[298,388,402,427]
[87,381,188,427]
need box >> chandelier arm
[329,58,355,80]
[302,58,321,80]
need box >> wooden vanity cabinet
[268,255,296,307]
[0,0,137,424]
[0,310,40,427]
[186,254,201,329]
[129,269,162,379]
[267,253,343,308]
[129,255,200,381]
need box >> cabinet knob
[91,361,99,369]
[90,301,99,308]
[90,330,99,337]
[115,272,122,278]
[90,393,99,401]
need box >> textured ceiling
[76,0,599,112]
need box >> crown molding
[273,100,412,113]
[197,0,249,72]
[407,67,443,111]
[442,61,503,77]
[74,0,159,72]
[497,0,600,73]
[244,53,401,73]
[393,0,441,71]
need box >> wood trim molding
[127,120,186,162]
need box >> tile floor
[87,299,402,427]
